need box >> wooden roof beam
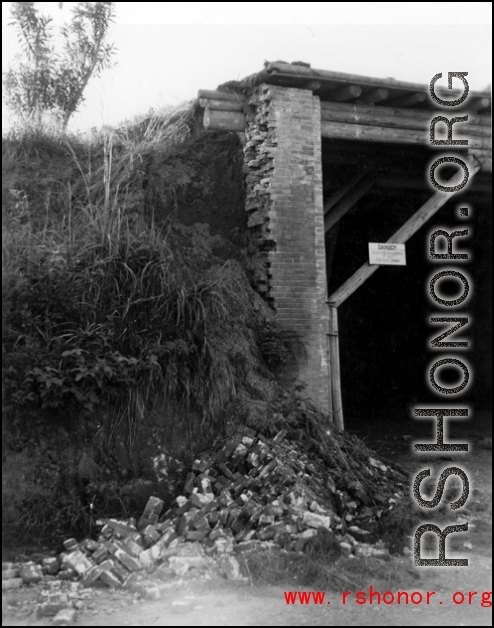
[388,92,426,108]
[324,172,376,232]
[360,88,389,104]
[327,85,362,102]
[321,120,491,150]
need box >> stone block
[107,519,136,538]
[144,586,161,601]
[114,549,141,572]
[82,565,103,587]
[100,570,122,588]
[41,557,60,575]
[92,546,108,563]
[2,569,19,580]
[63,550,93,575]
[52,609,77,625]
[123,538,143,558]
[2,578,23,590]
[140,496,164,520]
[219,555,242,580]
[63,538,79,552]
[302,511,330,529]
[19,563,44,584]
[37,603,70,617]
[57,569,78,581]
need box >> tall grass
[3,105,269,434]
[2,107,304,543]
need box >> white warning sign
[368,242,406,266]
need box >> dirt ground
[3,415,491,627]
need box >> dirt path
[3,425,491,627]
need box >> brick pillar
[243,85,330,410]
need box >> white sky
[2,2,492,131]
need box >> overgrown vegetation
[2,107,307,545]
[3,2,115,127]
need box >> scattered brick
[52,608,77,626]
[19,564,43,584]
[2,578,23,590]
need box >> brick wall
[243,85,330,411]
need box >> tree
[3,2,116,127]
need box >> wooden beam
[264,63,491,102]
[360,88,389,103]
[327,85,362,102]
[474,97,491,113]
[198,98,244,111]
[321,106,491,137]
[321,120,491,150]
[305,80,322,91]
[203,109,246,132]
[325,172,376,232]
[468,149,492,173]
[387,92,426,108]
[328,158,482,308]
[320,100,491,127]
[374,175,491,193]
[324,169,370,212]
[197,89,246,102]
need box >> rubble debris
[5,428,407,593]
[52,608,77,626]
[19,563,44,584]
[2,578,23,590]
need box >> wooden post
[328,304,344,430]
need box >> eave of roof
[218,61,492,113]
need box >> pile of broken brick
[3,429,407,600]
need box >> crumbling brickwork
[243,85,330,410]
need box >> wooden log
[203,109,246,132]
[388,92,426,108]
[328,158,482,308]
[325,173,376,232]
[321,120,491,150]
[473,97,491,112]
[375,175,491,193]
[197,89,246,103]
[304,80,322,91]
[321,106,491,137]
[360,88,389,103]
[328,306,344,430]
[198,98,244,111]
[320,100,491,127]
[327,85,362,102]
[468,148,492,172]
[324,169,370,213]
[266,63,490,98]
